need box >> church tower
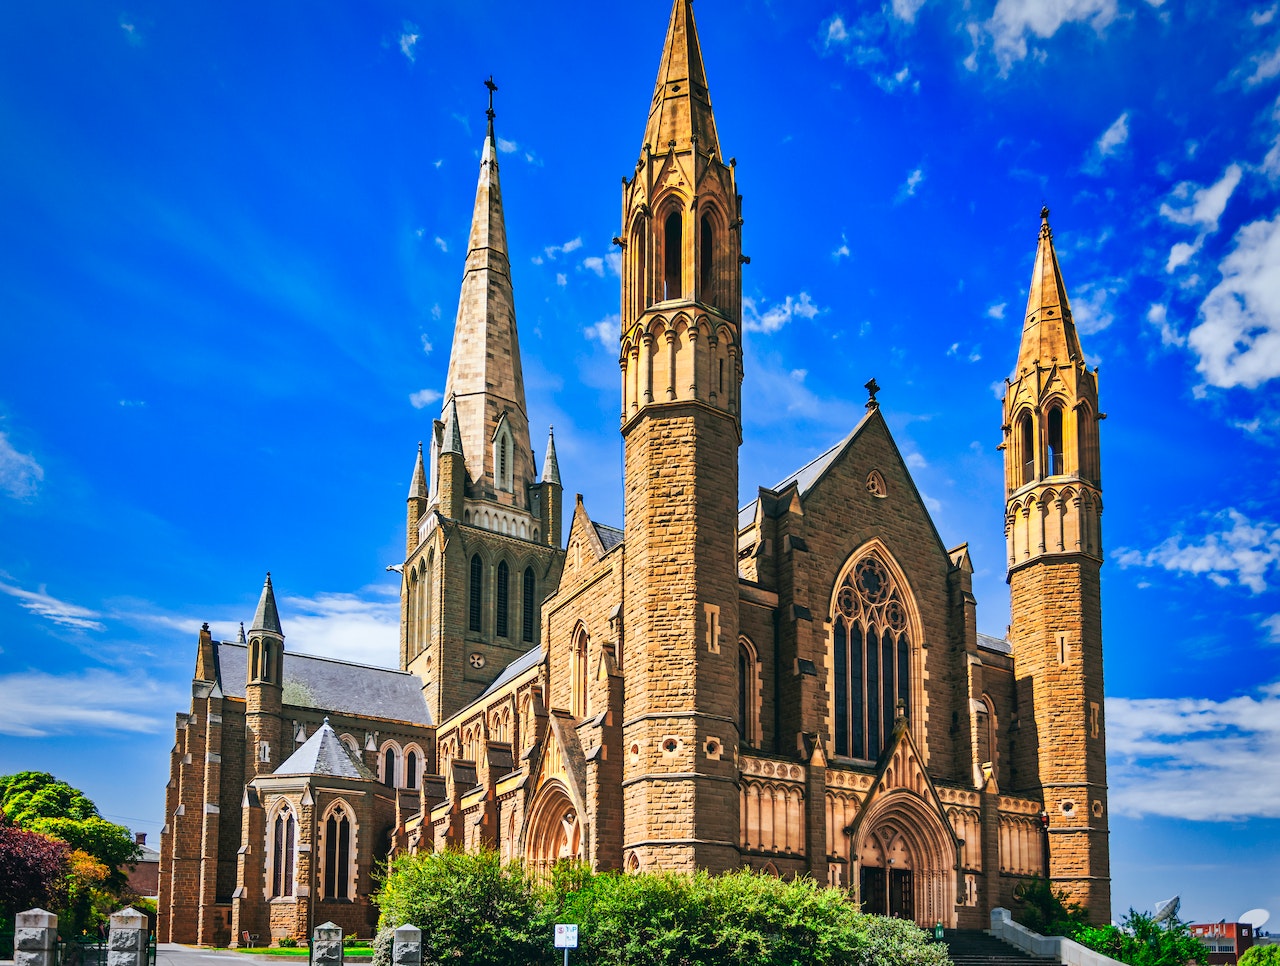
[402,83,563,725]
[246,572,284,776]
[619,0,745,873]
[1002,208,1110,921]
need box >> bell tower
[1002,208,1110,922]
[619,0,744,873]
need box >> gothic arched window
[663,210,682,301]
[496,561,510,639]
[405,749,419,789]
[831,553,912,760]
[522,567,536,643]
[1018,412,1035,486]
[270,804,296,898]
[738,637,760,747]
[382,745,398,787]
[469,555,483,632]
[321,803,354,900]
[1046,405,1065,476]
[571,627,589,718]
[700,215,716,306]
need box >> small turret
[246,572,284,775]
[438,398,466,521]
[533,426,563,548]
[407,442,428,555]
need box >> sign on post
[554,924,579,965]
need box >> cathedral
[157,0,1111,946]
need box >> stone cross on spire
[485,75,498,135]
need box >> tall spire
[440,79,534,500]
[1016,206,1085,376]
[441,397,464,457]
[643,0,721,156]
[408,441,427,500]
[542,426,560,486]
[250,572,282,637]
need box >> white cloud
[1146,303,1184,347]
[0,432,44,499]
[408,388,442,410]
[543,237,583,261]
[898,167,925,200]
[1189,212,1280,388]
[892,0,927,23]
[0,669,174,737]
[606,252,622,276]
[833,234,851,259]
[584,314,620,346]
[0,579,104,630]
[1114,509,1280,594]
[280,588,400,668]
[790,369,808,382]
[496,137,518,154]
[420,333,433,355]
[1095,111,1129,157]
[1255,6,1277,26]
[905,452,928,469]
[742,292,821,334]
[823,14,849,48]
[430,303,442,320]
[118,399,145,408]
[119,17,142,46]
[581,256,605,277]
[556,273,567,287]
[398,24,419,62]
[987,302,1006,319]
[1071,280,1119,334]
[1246,43,1280,87]
[434,236,448,253]
[1107,682,1280,821]
[1264,614,1280,641]
[1159,164,1243,233]
[984,0,1118,72]
[1166,236,1203,273]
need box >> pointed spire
[1016,206,1085,375]
[542,426,561,486]
[643,0,721,156]
[441,397,464,457]
[408,441,427,500]
[238,622,246,644]
[441,80,534,494]
[250,572,283,637]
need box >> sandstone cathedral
[158,0,1110,944]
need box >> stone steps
[940,928,1059,966]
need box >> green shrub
[1240,946,1280,966]
[277,938,298,948]
[1073,910,1208,966]
[371,927,394,966]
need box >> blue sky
[2,0,1279,927]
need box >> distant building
[1191,923,1256,964]
[126,832,159,898]
[157,0,1112,946]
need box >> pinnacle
[408,441,428,500]
[1016,206,1084,376]
[542,426,561,486]
[250,572,283,638]
[642,0,721,156]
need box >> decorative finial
[864,377,881,411]
[417,440,423,454]
[1040,204,1050,223]
[201,621,210,632]
[484,75,498,124]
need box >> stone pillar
[14,909,57,966]
[312,922,344,966]
[392,925,422,966]
[108,908,149,966]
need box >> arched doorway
[853,791,956,927]
[524,780,583,877]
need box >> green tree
[1011,876,1089,936]
[0,773,140,878]
[1240,945,1280,966]
[1073,910,1209,966]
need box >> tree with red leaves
[0,810,70,923]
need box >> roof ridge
[216,640,415,676]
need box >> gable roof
[594,522,624,553]
[477,643,544,702]
[977,633,1012,655]
[214,641,431,725]
[274,718,376,779]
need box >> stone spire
[643,0,721,156]
[1015,207,1085,376]
[440,81,534,500]
[542,426,561,486]
[440,397,464,457]
[250,572,283,637]
[408,441,427,500]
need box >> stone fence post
[312,922,344,966]
[392,925,421,966]
[107,908,149,966]
[14,909,57,966]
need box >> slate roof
[274,719,376,779]
[214,641,431,725]
[977,633,1012,655]
[738,416,870,529]
[594,522,624,553]
[477,643,544,702]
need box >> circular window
[1060,799,1076,817]
[856,557,890,604]
[837,586,857,619]
[884,599,907,633]
[662,738,679,754]
[469,652,486,669]
[705,739,720,756]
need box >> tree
[1011,876,1089,936]
[1073,910,1209,966]
[1240,945,1280,966]
[0,773,139,877]
[0,817,69,923]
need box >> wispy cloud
[897,166,925,201]
[819,11,919,93]
[584,314,620,347]
[541,237,583,262]
[0,431,44,500]
[399,23,419,62]
[742,292,821,334]
[1084,111,1129,173]
[280,587,400,668]
[1146,303,1184,347]
[1114,509,1280,593]
[408,388,442,410]
[581,256,605,277]
[1244,42,1280,88]
[1071,279,1122,334]
[986,302,1006,320]
[1159,164,1243,233]
[833,234,851,260]
[496,137,518,154]
[0,668,176,737]
[1188,212,1280,388]
[0,579,104,631]
[976,0,1118,73]
[434,236,448,253]
[1108,681,1280,820]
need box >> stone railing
[990,908,1125,966]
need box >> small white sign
[554,924,579,948]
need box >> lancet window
[469,555,483,632]
[269,804,296,898]
[321,802,354,900]
[831,553,913,760]
[496,561,510,638]
[522,567,537,643]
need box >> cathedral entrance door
[860,865,887,915]
[890,869,914,919]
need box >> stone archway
[854,790,957,927]
[524,780,582,877]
